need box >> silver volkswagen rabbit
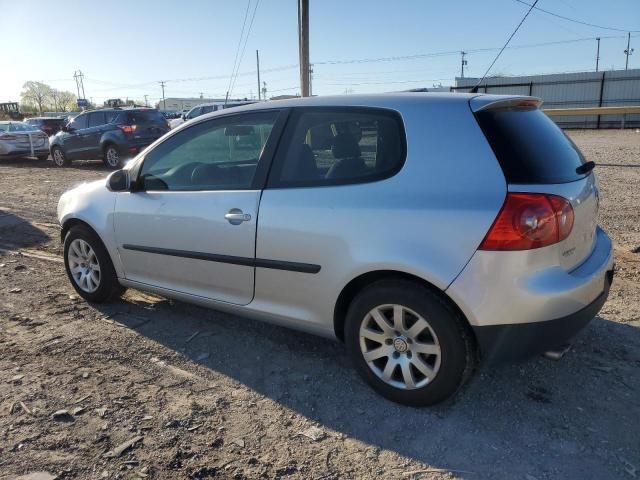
[57,94,614,406]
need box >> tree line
[20,81,78,114]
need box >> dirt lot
[1,130,639,480]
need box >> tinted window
[127,110,166,124]
[140,112,278,191]
[88,112,106,127]
[71,114,88,130]
[475,108,587,184]
[201,105,214,114]
[270,108,405,188]
[105,111,118,123]
[8,123,31,132]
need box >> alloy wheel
[105,146,119,167]
[53,149,65,166]
[359,304,441,390]
[67,239,101,293]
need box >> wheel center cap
[393,337,408,353]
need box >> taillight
[117,124,137,134]
[479,193,574,251]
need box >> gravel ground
[0,130,639,480]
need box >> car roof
[195,93,534,117]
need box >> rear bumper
[447,226,614,362]
[472,268,613,362]
[0,148,50,157]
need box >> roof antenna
[470,0,539,93]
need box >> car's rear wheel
[52,147,70,167]
[63,224,125,302]
[103,144,122,169]
[345,280,475,406]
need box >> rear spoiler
[470,96,543,113]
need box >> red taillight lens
[117,124,137,134]
[479,193,574,251]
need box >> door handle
[225,208,251,225]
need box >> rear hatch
[472,96,598,271]
[122,110,170,144]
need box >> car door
[113,109,286,305]
[85,112,107,158]
[63,113,88,158]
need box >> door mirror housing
[107,169,130,192]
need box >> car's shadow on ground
[0,212,50,249]
[92,292,640,479]
[0,157,111,172]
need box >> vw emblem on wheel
[393,337,408,352]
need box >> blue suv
[50,108,170,169]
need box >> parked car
[57,94,613,406]
[24,117,65,137]
[49,108,170,169]
[0,121,50,160]
[169,101,257,129]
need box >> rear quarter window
[269,107,406,188]
[475,107,587,184]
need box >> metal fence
[453,69,640,128]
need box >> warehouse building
[454,68,640,128]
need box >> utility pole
[309,63,314,96]
[624,32,634,70]
[256,50,262,101]
[460,52,467,78]
[80,71,86,99]
[159,81,166,110]
[144,94,149,107]
[595,37,601,72]
[73,71,81,98]
[298,0,310,97]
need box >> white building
[157,97,246,113]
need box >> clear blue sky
[1,0,638,105]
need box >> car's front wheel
[345,280,475,406]
[63,224,125,302]
[51,147,70,167]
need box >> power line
[513,0,640,33]
[471,0,539,92]
[229,0,261,97]
[226,0,252,103]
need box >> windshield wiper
[576,161,596,175]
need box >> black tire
[51,146,70,167]
[344,280,475,407]
[103,143,123,169]
[63,224,125,303]
[37,154,49,161]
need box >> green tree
[51,89,77,112]
[20,81,53,114]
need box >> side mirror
[107,169,130,192]
[182,114,187,121]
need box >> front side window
[187,107,201,119]
[270,108,405,188]
[139,111,278,191]
[88,112,106,127]
[70,114,88,130]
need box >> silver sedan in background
[0,121,50,160]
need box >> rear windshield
[475,107,587,184]
[125,110,166,124]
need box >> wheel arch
[333,270,476,344]
[60,217,99,244]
